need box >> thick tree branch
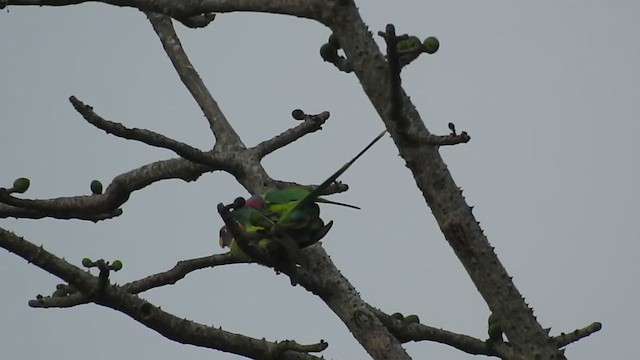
[0,227,326,360]
[0,203,122,221]
[252,112,330,158]
[321,5,593,358]
[378,24,405,129]
[122,253,241,293]
[0,157,213,218]
[69,96,218,166]
[3,0,323,21]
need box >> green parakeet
[219,130,387,260]
[218,205,276,262]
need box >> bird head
[218,226,233,248]
[245,194,265,210]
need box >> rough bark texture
[321,3,566,359]
[0,0,601,359]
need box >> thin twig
[555,322,602,348]
[0,157,213,218]
[423,132,471,146]
[70,96,218,166]
[0,227,326,360]
[30,253,242,308]
[371,307,498,356]
[175,12,216,28]
[122,253,242,293]
[252,112,330,158]
[4,0,322,21]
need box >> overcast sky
[1,1,638,359]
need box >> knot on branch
[270,339,329,358]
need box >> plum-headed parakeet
[219,130,387,260]
[218,203,276,262]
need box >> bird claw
[311,221,334,242]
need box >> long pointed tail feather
[287,130,387,216]
[316,198,361,210]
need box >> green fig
[90,180,103,194]
[391,312,404,321]
[423,36,440,54]
[403,314,420,325]
[12,177,30,193]
[81,258,93,267]
[320,43,339,63]
[111,260,123,271]
[397,36,421,52]
[291,109,306,121]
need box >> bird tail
[316,198,361,210]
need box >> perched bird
[218,206,274,262]
[219,130,388,260]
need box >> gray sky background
[1,1,638,359]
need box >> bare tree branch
[0,227,327,360]
[252,112,330,158]
[146,12,242,145]
[69,96,218,166]
[3,0,323,21]
[0,157,213,218]
[0,203,122,221]
[122,253,242,293]
[319,4,587,357]
[423,132,471,146]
